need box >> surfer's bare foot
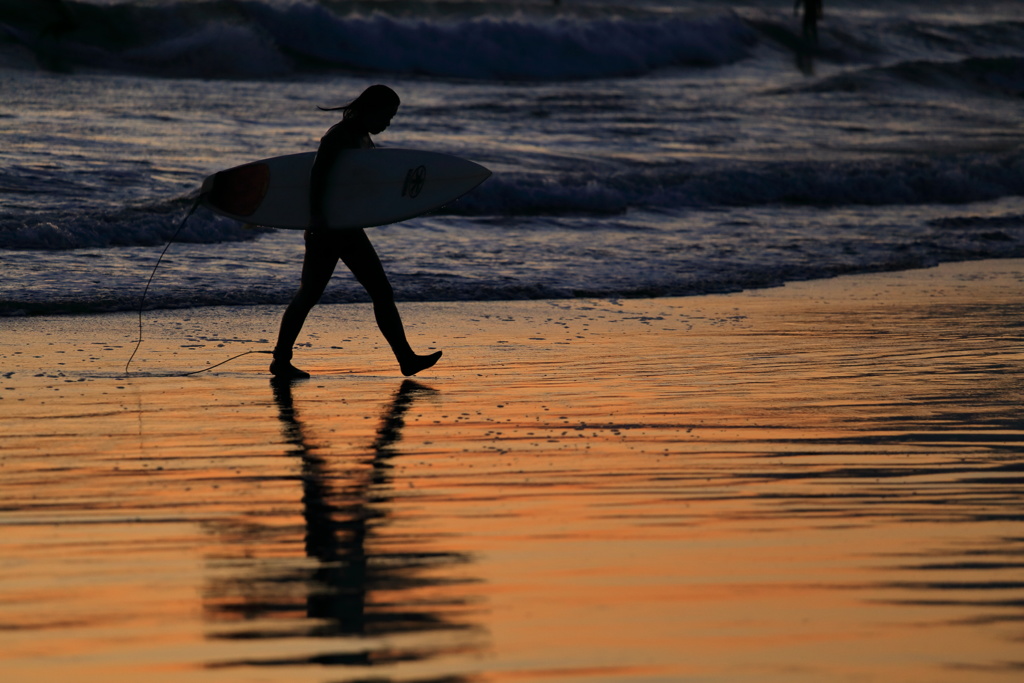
[270,358,310,380]
[400,350,442,377]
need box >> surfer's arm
[309,138,345,229]
[309,150,333,230]
[309,123,364,230]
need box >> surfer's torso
[308,119,373,233]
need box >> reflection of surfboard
[200,149,491,230]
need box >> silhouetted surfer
[271,85,442,380]
[794,0,823,44]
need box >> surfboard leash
[124,196,201,375]
[176,349,273,376]
[124,196,277,378]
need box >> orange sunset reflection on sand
[1,261,1023,682]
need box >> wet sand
[1,259,1023,683]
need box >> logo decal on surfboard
[402,165,427,199]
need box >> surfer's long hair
[318,84,400,119]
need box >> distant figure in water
[794,0,823,44]
[271,85,442,380]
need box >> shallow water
[2,0,1024,313]
[2,266,1022,681]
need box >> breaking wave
[0,0,756,79]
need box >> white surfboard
[200,148,490,230]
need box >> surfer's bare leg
[339,230,442,376]
[272,239,338,379]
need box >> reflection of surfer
[201,379,480,666]
[267,378,447,637]
[271,85,443,380]
[794,0,823,43]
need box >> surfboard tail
[201,163,271,218]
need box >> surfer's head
[319,85,400,135]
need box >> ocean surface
[1,0,1023,315]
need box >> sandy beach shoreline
[2,259,1023,683]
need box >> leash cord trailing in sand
[124,196,275,377]
[177,349,273,376]
[124,197,200,375]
